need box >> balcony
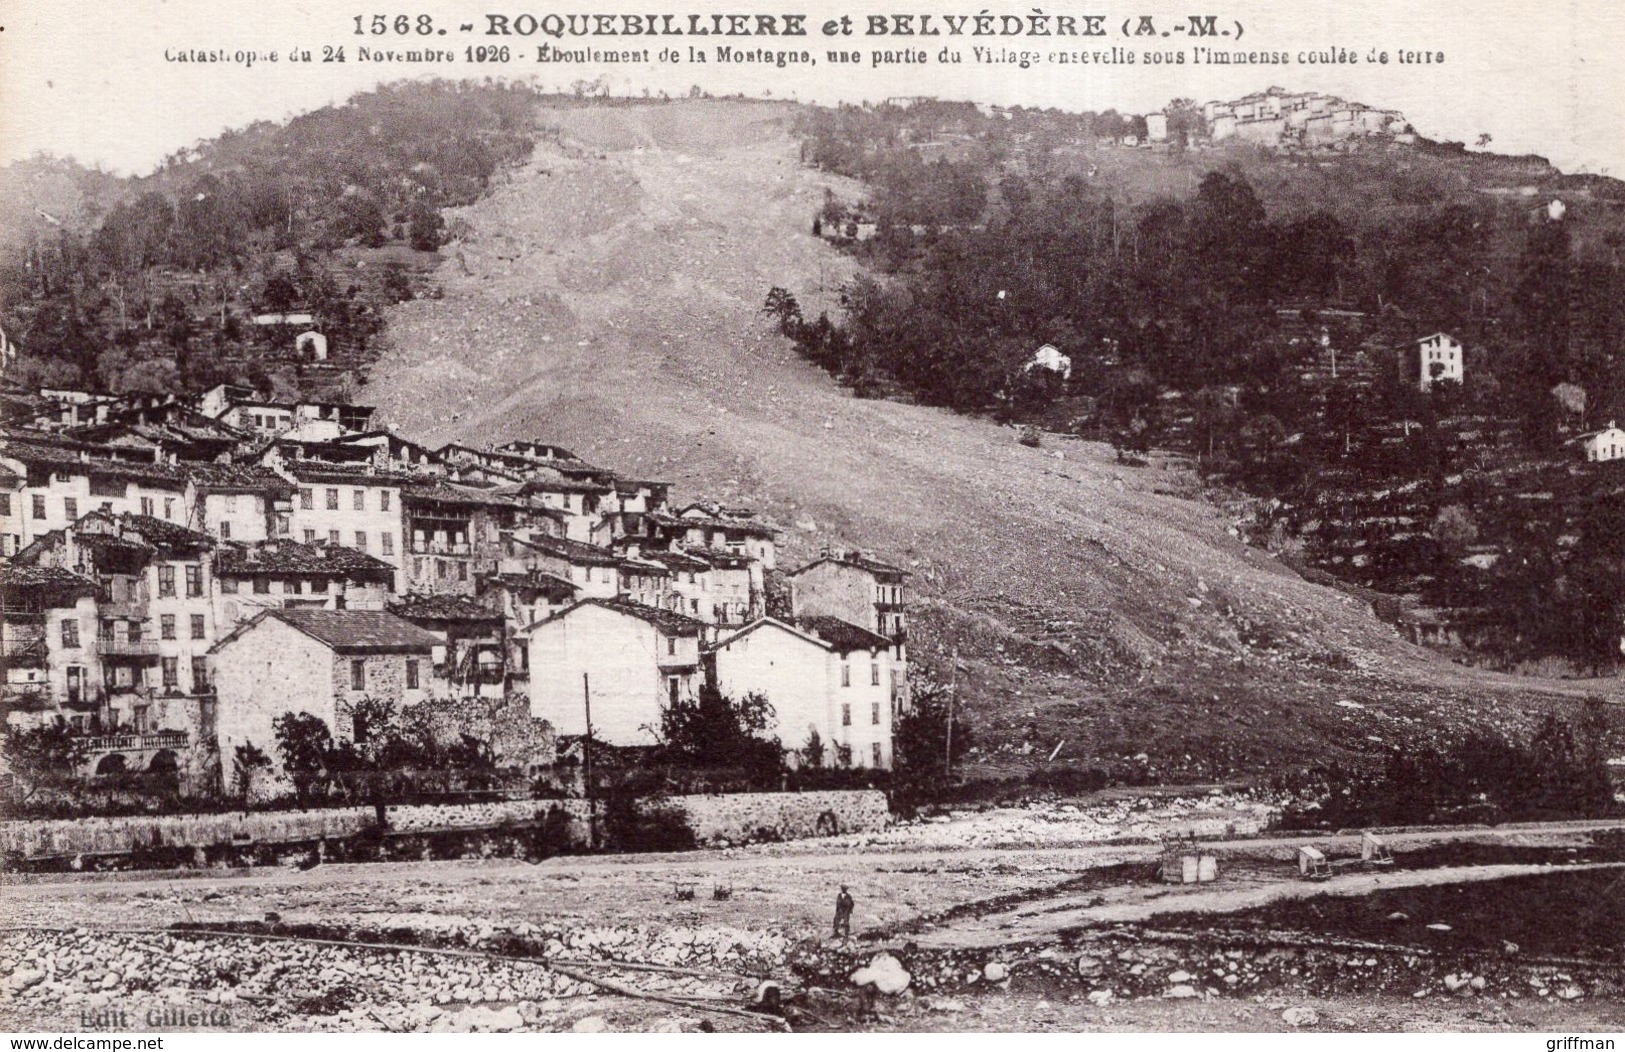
[97,638,161,658]
[409,542,472,556]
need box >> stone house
[521,597,707,746]
[708,616,897,770]
[209,608,444,763]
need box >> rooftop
[793,615,896,653]
[529,596,706,636]
[389,593,503,622]
[213,539,395,578]
[227,608,441,654]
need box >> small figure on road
[833,884,854,939]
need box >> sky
[2,0,1624,177]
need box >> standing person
[834,884,854,939]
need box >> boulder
[1282,1006,1320,1027]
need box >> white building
[1025,343,1072,381]
[1408,332,1465,391]
[522,598,707,746]
[710,617,896,770]
[1576,421,1625,463]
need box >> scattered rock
[982,962,1009,983]
[1165,985,1199,1000]
[1282,1006,1320,1027]
[1086,990,1114,1006]
[571,1015,609,1033]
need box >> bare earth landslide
[366,99,1613,775]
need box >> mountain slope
[368,99,1605,781]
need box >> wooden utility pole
[943,645,958,780]
[582,672,596,850]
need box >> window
[380,491,391,511]
[191,657,209,691]
[31,495,45,520]
[405,659,419,689]
[253,577,270,595]
[355,531,367,551]
[872,742,883,767]
[160,614,176,640]
[0,494,9,516]
[219,521,231,540]
[353,489,365,511]
[350,659,366,691]
[841,663,851,687]
[60,618,80,648]
[221,577,238,594]
[311,577,329,593]
[381,532,393,556]
[287,579,302,595]
[140,497,154,516]
[158,566,176,598]
[190,615,206,640]
[164,498,175,520]
[185,566,203,597]
[328,530,340,546]
[667,636,676,656]
[841,703,851,727]
[872,701,881,725]
[871,662,881,686]
[668,677,680,705]
[161,657,179,690]
[64,497,78,520]
[299,488,313,510]
[457,562,468,582]
[303,529,316,543]
[326,488,339,510]
[128,621,143,643]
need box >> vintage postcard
[0,0,1621,1038]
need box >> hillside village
[0,382,916,795]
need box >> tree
[231,741,271,811]
[1431,504,1479,555]
[272,711,334,807]
[654,684,783,782]
[2,720,89,803]
[892,679,973,805]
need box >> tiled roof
[531,596,706,636]
[790,551,910,580]
[259,608,441,653]
[2,440,189,488]
[116,513,214,550]
[679,546,756,571]
[0,565,100,600]
[281,462,420,488]
[404,481,528,509]
[639,548,713,573]
[389,593,502,622]
[186,463,295,495]
[511,533,622,567]
[479,570,579,600]
[213,539,395,579]
[793,615,895,653]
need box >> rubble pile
[808,793,1279,852]
[0,925,773,1032]
[792,930,1621,1008]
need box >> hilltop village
[0,383,912,793]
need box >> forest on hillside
[0,80,541,398]
[774,101,1625,674]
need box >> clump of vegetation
[1283,698,1620,828]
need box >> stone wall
[672,789,891,844]
[0,789,889,860]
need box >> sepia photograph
[0,0,1622,1038]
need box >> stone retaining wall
[0,790,890,860]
